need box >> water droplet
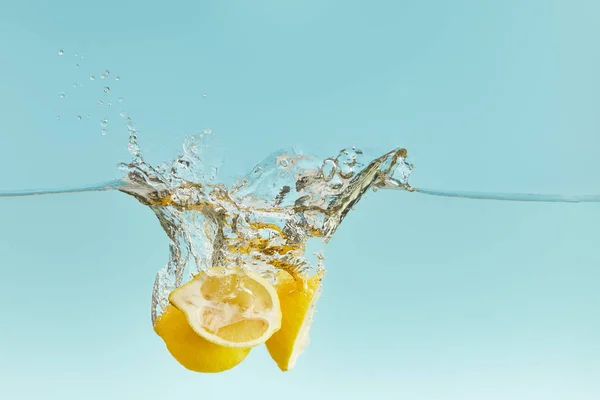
[118,97,124,103]
[104,87,110,93]
[128,142,140,155]
[90,76,95,81]
[59,93,65,99]
[101,128,107,136]
[98,100,103,105]
[115,76,120,81]
[321,159,337,182]
[76,115,82,120]
[101,70,110,79]
[201,93,207,97]
[58,49,64,56]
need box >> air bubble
[90,76,95,81]
[201,93,207,97]
[59,93,65,99]
[120,112,126,117]
[100,118,108,127]
[101,129,107,136]
[101,70,110,79]
[73,83,78,88]
[115,76,120,81]
[76,64,80,68]
[74,53,79,57]
[56,116,60,120]
[58,49,64,56]
[118,97,124,103]
[104,87,110,93]
[98,100,103,105]
[76,115,82,120]
[108,102,112,107]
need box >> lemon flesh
[154,304,251,373]
[265,271,323,371]
[169,267,282,348]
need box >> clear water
[1,3,600,399]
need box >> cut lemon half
[169,266,282,348]
[154,304,250,373]
[265,271,324,371]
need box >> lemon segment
[169,267,282,348]
[154,304,251,373]
[265,271,324,371]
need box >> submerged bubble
[73,83,78,88]
[118,97,124,103]
[120,112,126,118]
[59,93,65,99]
[104,87,110,93]
[58,49,64,56]
[74,52,79,57]
[76,64,80,68]
[86,115,90,119]
[101,70,110,79]
[108,102,112,107]
[100,118,108,127]
[278,157,289,168]
[98,100,103,105]
[101,128,107,136]
[76,115,82,120]
[115,76,120,81]
[201,93,207,97]
[56,116,60,120]
[90,76,95,81]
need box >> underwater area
[0,1,599,399]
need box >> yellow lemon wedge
[154,304,251,373]
[265,271,324,371]
[169,266,282,348]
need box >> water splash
[116,129,414,323]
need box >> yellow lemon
[265,271,324,371]
[169,266,282,348]
[154,304,250,373]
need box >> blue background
[0,1,599,399]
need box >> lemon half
[154,304,251,373]
[169,267,282,348]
